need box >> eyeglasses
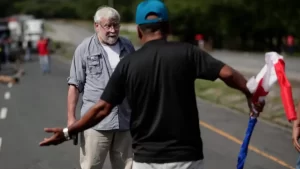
[99,23,121,31]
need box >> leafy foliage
[1,0,299,51]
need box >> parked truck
[23,19,45,51]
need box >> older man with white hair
[66,6,134,169]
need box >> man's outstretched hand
[39,128,66,146]
[292,123,300,152]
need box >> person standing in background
[195,33,204,50]
[13,40,24,71]
[37,36,50,74]
[286,35,294,56]
[4,35,10,64]
[24,40,32,61]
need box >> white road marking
[7,83,13,88]
[4,91,10,100]
[0,137,2,151]
[0,107,7,119]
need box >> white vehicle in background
[8,18,22,42]
[23,19,45,50]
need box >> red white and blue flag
[237,52,297,169]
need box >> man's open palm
[39,128,66,146]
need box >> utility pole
[108,0,114,7]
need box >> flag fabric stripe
[252,79,268,104]
[237,118,257,169]
[274,59,297,121]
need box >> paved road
[0,54,298,169]
[46,20,93,46]
[0,56,111,169]
[210,50,300,81]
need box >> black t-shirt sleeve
[191,46,225,81]
[100,61,126,106]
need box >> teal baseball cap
[135,0,169,25]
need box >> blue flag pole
[237,117,257,169]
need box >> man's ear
[167,24,171,35]
[137,26,143,39]
[94,22,98,32]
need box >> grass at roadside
[51,19,180,47]
[120,30,140,46]
[195,78,299,129]
[58,19,141,46]
[45,23,55,32]
[52,19,94,31]
[69,20,141,46]
[195,79,248,113]
[51,41,75,59]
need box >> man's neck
[142,34,167,44]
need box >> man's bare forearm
[68,100,112,135]
[294,100,300,126]
[67,85,80,119]
[219,65,251,97]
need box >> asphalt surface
[0,54,298,169]
[46,21,93,46]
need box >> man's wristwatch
[63,127,71,140]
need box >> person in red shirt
[37,36,50,74]
[195,33,204,50]
[286,35,294,55]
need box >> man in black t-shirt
[39,0,264,168]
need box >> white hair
[93,6,120,23]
